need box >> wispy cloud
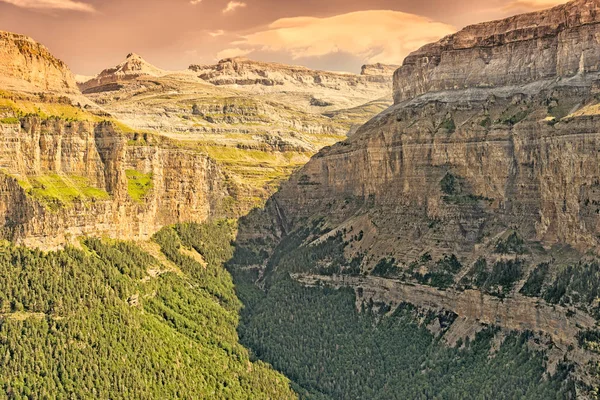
[222,1,246,14]
[190,0,202,5]
[503,0,568,12]
[222,10,455,65]
[0,0,95,12]
[216,47,253,60]
[209,30,225,37]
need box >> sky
[0,0,570,76]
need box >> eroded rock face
[79,53,167,93]
[190,57,393,91]
[0,118,229,249]
[394,0,600,103]
[234,1,600,390]
[361,63,400,77]
[0,31,78,94]
[271,0,600,256]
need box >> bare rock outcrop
[394,0,600,102]
[361,63,400,76]
[0,118,229,249]
[190,57,393,91]
[0,31,78,95]
[79,53,166,93]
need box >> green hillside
[0,222,296,399]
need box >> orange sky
[0,0,569,75]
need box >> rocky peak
[394,0,600,102]
[0,30,79,94]
[79,52,166,93]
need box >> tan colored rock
[360,63,400,76]
[0,118,229,249]
[79,53,167,93]
[394,0,600,102]
[0,31,78,95]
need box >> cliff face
[0,31,78,95]
[190,57,393,91]
[233,0,600,392]
[361,63,400,77]
[0,118,229,248]
[394,0,600,103]
[273,0,600,255]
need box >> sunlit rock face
[394,0,600,103]
[0,31,79,95]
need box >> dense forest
[229,223,578,400]
[0,222,296,399]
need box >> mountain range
[2,0,600,398]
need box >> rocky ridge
[234,0,600,393]
[189,57,394,92]
[394,0,600,102]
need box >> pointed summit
[79,53,166,93]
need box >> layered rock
[271,0,600,257]
[394,0,600,102]
[190,57,393,91]
[79,53,166,93]
[361,63,400,76]
[0,31,78,94]
[233,0,600,392]
[0,118,229,249]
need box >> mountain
[79,55,394,214]
[0,32,393,249]
[231,0,600,397]
[79,52,167,93]
[0,31,78,95]
[361,62,400,76]
[0,33,298,399]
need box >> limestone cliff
[394,0,600,102]
[361,63,400,77]
[189,57,393,93]
[0,117,229,249]
[234,0,600,392]
[0,31,78,95]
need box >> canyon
[0,32,393,248]
[230,0,600,395]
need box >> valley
[2,0,600,398]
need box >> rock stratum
[78,52,166,93]
[0,31,78,95]
[0,31,393,248]
[0,117,229,249]
[394,0,600,102]
[234,0,600,394]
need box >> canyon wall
[394,0,600,103]
[0,118,229,248]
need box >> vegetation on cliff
[227,222,577,400]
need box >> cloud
[216,47,254,60]
[222,10,455,66]
[190,0,202,4]
[209,30,225,37]
[222,1,246,13]
[0,0,95,12]
[502,0,569,12]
